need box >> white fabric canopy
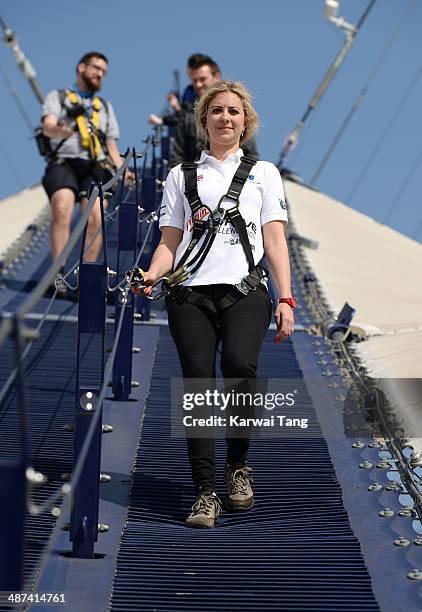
[284,180,422,378]
[0,184,48,257]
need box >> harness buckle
[211,206,226,228]
[217,194,240,213]
[235,278,251,296]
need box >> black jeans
[166,283,272,492]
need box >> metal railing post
[112,151,139,400]
[135,173,160,321]
[70,184,107,558]
[0,317,28,591]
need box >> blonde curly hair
[194,80,259,147]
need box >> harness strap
[225,207,255,273]
[225,155,256,202]
[182,162,204,214]
[167,265,268,314]
[68,91,102,159]
[176,155,257,281]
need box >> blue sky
[1,0,421,242]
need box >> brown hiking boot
[224,465,254,511]
[186,491,222,528]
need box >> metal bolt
[102,424,114,433]
[376,461,391,469]
[63,423,74,432]
[401,439,414,449]
[100,473,111,483]
[60,473,71,482]
[414,537,422,546]
[132,347,141,353]
[26,467,47,485]
[352,441,365,449]
[131,380,140,387]
[379,508,394,517]
[394,537,411,547]
[368,483,383,492]
[386,482,401,492]
[398,507,415,518]
[98,523,109,533]
[359,461,373,469]
[369,441,384,448]
[407,569,422,580]
[410,452,422,468]
[51,507,61,518]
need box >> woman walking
[134,81,295,527]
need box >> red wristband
[278,297,297,309]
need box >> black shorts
[42,158,114,200]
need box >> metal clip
[125,267,145,291]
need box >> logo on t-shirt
[186,206,208,231]
[279,199,287,210]
[197,174,204,181]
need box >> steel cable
[27,194,162,516]
[310,0,416,186]
[346,61,422,203]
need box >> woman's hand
[131,270,159,297]
[274,303,294,343]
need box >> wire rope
[310,0,416,186]
[381,144,422,224]
[346,61,422,203]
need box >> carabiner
[125,267,145,291]
[217,194,239,214]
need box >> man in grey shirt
[42,51,130,265]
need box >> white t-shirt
[159,148,288,286]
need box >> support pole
[112,153,139,400]
[70,185,107,558]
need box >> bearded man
[41,52,129,266]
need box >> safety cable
[0,196,125,408]
[381,143,422,224]
[310,0,416,186]
[0,139,154,423]
[412,217,422,241]
[286,196,422,515]
[346,60,422,203]
[0,61,34,133]
[108,210,160,293]
[0,134,25,190]
[0,289,59,409]
[277,0,378,168]
[0,154,132,352]
[28,195,162,516]
[335,340,422,518]
[59,138,153,290]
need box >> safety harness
[35,89,109,162]
[67,91,103,159]
[129,155,268,315]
